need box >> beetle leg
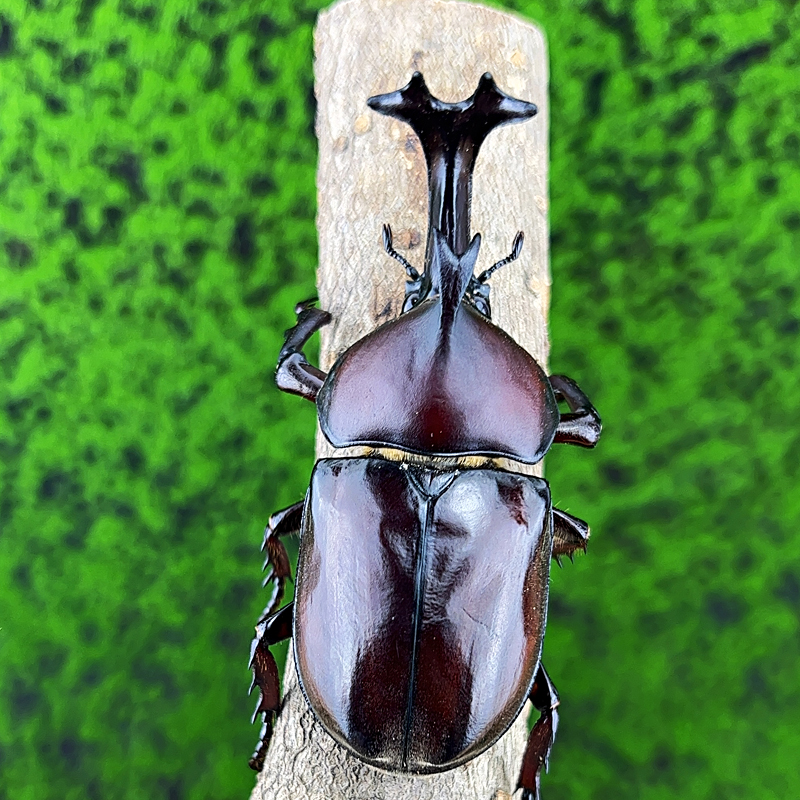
[552,508,589,566]
[276,299,332,403]
[249,601,294,772]
[517,664,560,800]
[550,374,602,448]
[259,500,304,621]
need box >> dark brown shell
[293,457,552,772]
[317,297,559,464]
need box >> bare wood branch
[250,0,549,797]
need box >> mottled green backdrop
[1,1,798,798]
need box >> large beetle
[248,73,602,800]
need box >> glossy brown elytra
[249,73,601,800]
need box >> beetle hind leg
[259,500,304,621]
[249,602,293,771]
[517,664,560,800]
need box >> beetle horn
[367,72,537,276]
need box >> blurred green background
[1,0,798,798]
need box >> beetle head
[399,229,524,321]
[397,227,482,322]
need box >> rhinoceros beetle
[248,72,602,800]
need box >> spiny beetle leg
[552,508,590,567]
[249,601,294,772]
[259,500,304,622]
[550,374,602,448]
[517,664,560,800]
[275,299,331,403]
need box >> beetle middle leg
[552,507,590,566]
[550,374,602,448]
[260,500,304,621]
[249,601,293,771]
[517,664,560,800]
[276,299,332,402]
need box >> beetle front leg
[517,664,559,800]
[260,500,304,621]
[249,601,294,772]
[550,374,602,448]
[276,299,332,402]
[552,507,590,566]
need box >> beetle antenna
[476,231,524,284]
[383,224,421,281]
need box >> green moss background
[1,1,798,798]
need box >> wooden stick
[250,1,549,797]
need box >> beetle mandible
[248,72,602,800]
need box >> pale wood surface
[249,0,549,797]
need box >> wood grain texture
[249,0,549,797]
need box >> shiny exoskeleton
[248,73,602,800]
